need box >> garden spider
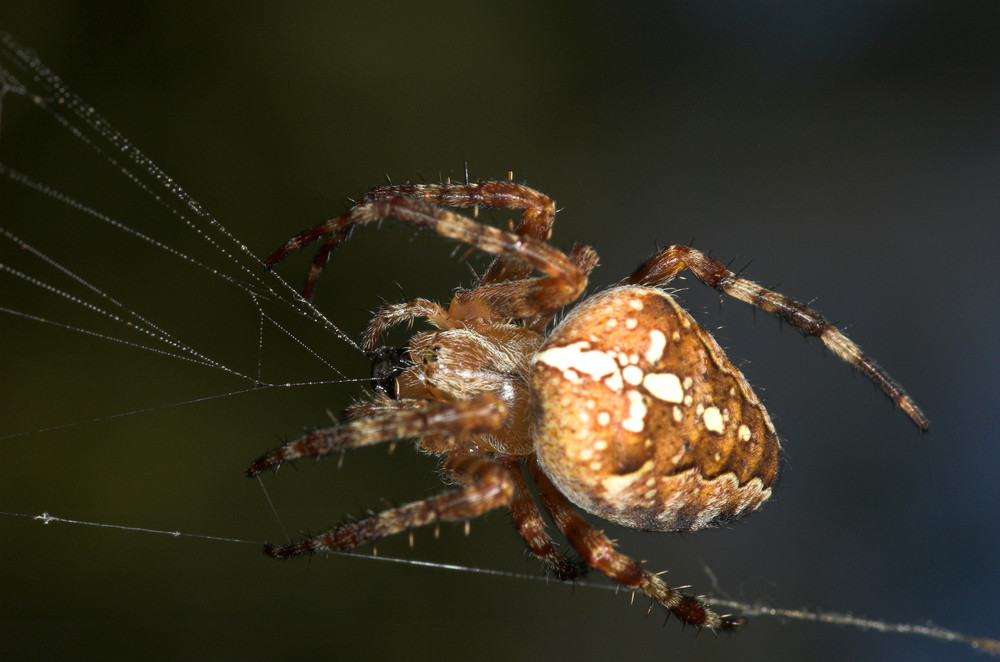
[249,177,927,631]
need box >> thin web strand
[0,378,368,441]
[1,510,996,656]
[1,164,272,304]
[0,31,370,444]
[0,32,358,354]
[1,230,250,378]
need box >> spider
[249,177,928,631]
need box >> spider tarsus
[263,541,301,559]
[547,555,587,582]
[668,593,743,632]
[247,457,278,478]
[263,243,294,269]
[720,615,745,631]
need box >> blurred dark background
[2,2,998,660]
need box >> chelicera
[249,177,927,631]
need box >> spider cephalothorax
[249,177,927,631]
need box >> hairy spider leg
[264,450,515,558]
[359,180,558,286]
[360,244,600,352]
[523,243,600,333]
[249,396,584,570]
[268,180,564,300]
[359,182,599,332]
[361,299,455,353]
[267,196,588,318]
[529,457,743,631]
[627,244,928,430]
[500,457,584,581]
[247,394,505,477]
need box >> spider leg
[361,243,598,348]
[269,196,587,316]
[499,457,584,581]
[247,393,505,477]
[359,179,558,286]
[627,244,928,430]
[360,180,600,297]
[524,243,600,333]
[361,298,455,352]
[264,449,515,558]
[529,457,743,631]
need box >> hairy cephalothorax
[248,176,926,632]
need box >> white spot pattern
[623,391,647,432]
[534,341,618,380]
[702,406,725,434]
[643,372,683,403]
[646,329,667,364]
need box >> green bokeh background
[2,3,998,661]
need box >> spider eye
[368,346,410,399]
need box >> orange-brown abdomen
[531,285,779,532]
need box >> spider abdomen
[531,285,780,532]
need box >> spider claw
[247,456,279,478]
[720,614,745,631]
